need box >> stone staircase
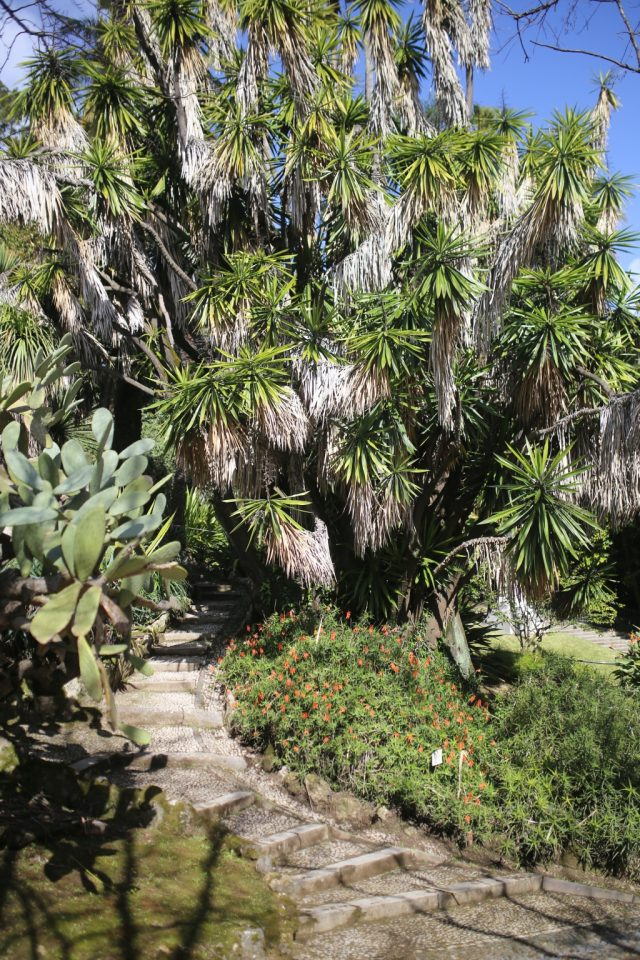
[71,579,640,958]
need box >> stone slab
[146,657,204,673]
[124,751,246,772]
[193,790,256,819]
[255,823,329,858]
[128,677,197,693]
[115,707,223,728]
[541,875,637,903]
[277,847,411,896]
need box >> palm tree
[1,0,639,681]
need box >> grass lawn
[0,797,292,960]
[472,630,621,686]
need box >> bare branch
[138,220,198,292]
[531,39,640,73]
[432,537,509,577]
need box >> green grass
[473,631,620,685]
[0,798,292,960]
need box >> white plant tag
[431,748,443,767]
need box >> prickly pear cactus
[0,335,184,742]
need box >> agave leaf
[118,723,150,746]
[61,438,89,475]
[38,451,60,488]
[2,420,21,451]
[111,513,163,541]
[109,476,153,517]
[72,585,102,638]
[98,643,128,655]
[0,505,58,526]
[114,455,148,488]
[118,438,155,459]
[5,450,42,490]
[30,581,83,644]
[127,653,154,677]
[73,504,106,579]
[77,634,102,700]
[54,464,95,495]
[92,407,115,452]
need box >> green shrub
[222,606,495,841]
[614,632,640,689]
[224,607,640,877]
[490,655,640,877]
[184,488,231,572]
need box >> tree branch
[432,537,509,577]
[138,221,198,292]
[530,39,640,73]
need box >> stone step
[150,642,209,657]
[128,676,197,693]
[115,706,223,728]
[254,823,330,859]
[146,657,204,673]
[123,751,246,773]
[296,875,544,939]
[193,790,256,819]
[161,628,211,645]
[273,847,430,897]
[70,750,246,774]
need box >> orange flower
[389,662,400,674]
[293,745,300,753]
[464,814,471,824]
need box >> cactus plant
[0,335,185,743]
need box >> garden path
[67,582,640,958]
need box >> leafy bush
[183,488,231,572]
[222,607,495,841]
[490,656,640,877]
[614,632,640,689]
[224,608,640,878]
[0,336,186,743]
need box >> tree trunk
[112,378,143,453]
[465,65,474,123]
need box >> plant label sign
[431,748,443,768]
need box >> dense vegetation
[223,608,640,877]
[0,0,638,688]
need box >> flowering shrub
[223,608,640,878]
[222,607,495,840]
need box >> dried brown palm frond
[237,26,270,114]
[347,482,410,555]
[584,389,640,525]
[178,420,249,490]
[497,140,522,221]
[204,0,238,70]
[368,39,401,136]
[431,304,461,432]
[234,440,280,498]
[265,517,335,586]
[253,388,310,453]
[346,360,392,414]
[66,235,122,340]
[300,359,352,421]
[34,110,89,155]
[468,0,492,71]
[398,73,435,137]
[0,159,61,234]
[514,357,566,428]
[422,0,467,128]
[591,73,620,155]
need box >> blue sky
[473,4,640,271]
[1,0,638,267]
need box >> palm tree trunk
[465,65,474,123]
